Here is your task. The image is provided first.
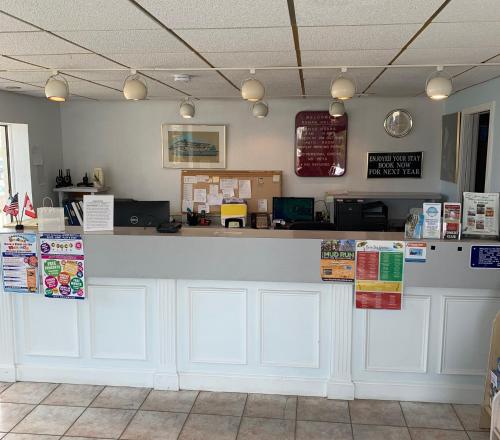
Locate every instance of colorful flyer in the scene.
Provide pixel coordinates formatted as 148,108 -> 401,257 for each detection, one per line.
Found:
355,240 -> 405,310
320,239 -> 356,282
405,242 -> 427,263
462,192 -> 499,238
443,202 -> 461,240
40,233 -> 85,300
422,202 -> 442,239
1,233 -> 38,294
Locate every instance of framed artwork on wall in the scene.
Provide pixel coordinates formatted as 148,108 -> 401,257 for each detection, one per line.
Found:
161,124 -> 226,169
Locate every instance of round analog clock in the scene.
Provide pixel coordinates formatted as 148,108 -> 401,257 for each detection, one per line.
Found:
384,109 -> 413,138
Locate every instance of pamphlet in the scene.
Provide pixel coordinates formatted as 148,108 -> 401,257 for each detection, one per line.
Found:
1,233 -> 38,294
422,203 -> 442,239
320,239 -> 356,282
40,233 -> 85,299
83,195 -> 114,231
355,240 -> 405,310
405,242 -> 427,263
443,202 -> 461,240
462,192 -> 499,238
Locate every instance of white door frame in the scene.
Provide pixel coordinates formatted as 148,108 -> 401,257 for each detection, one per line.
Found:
460,101 -> 495,192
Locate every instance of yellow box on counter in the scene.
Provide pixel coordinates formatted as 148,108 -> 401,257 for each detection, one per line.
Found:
221,203 -> 247,227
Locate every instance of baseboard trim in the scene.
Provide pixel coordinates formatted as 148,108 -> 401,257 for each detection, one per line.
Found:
154,372 -> 179,391
179,372 -> 327,396
327,380 -> 355,400
16,365 -> 155,388
0,365 -> 16,382
354,380 -> 483,404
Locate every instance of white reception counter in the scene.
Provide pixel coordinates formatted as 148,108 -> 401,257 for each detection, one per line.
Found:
1,227 -> 499,404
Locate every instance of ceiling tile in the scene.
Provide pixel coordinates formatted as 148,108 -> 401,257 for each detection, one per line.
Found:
367,66 -> 464,96
0,11 -> 38,31
146,71 -> 238,98
135,0 -> 290,29
202,51 -> 297,68
0,31 -> 88,55
0,56 -> 38,70
452,65 -> 500,92
225,70 -> 302,97
302,49 -> 398,66
0,0 -> 159,31
295,0 -> 443,26
436,0 -> 500,22
58,30 -> 189,54
411,22 -> 500,49
302,68 -> 382,96
66,80 -> 125,99
14,53 -> 120,69
0,70 -> 76,84
105,52 -> 208,69
396,47 -> 500,65
176,28 -> 294,52
0,80 -> 42,92
299,24 -> 420,51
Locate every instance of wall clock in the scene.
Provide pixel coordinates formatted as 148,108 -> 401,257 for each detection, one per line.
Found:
384,109 -> 413,138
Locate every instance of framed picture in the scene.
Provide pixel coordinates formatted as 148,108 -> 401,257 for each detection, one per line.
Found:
161,124 -> 226,169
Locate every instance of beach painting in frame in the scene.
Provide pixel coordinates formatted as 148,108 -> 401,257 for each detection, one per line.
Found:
162,124 -> 226,169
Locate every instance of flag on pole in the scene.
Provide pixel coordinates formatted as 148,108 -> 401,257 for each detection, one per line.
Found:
23,193 -> 36,219
3,193 -> 19,217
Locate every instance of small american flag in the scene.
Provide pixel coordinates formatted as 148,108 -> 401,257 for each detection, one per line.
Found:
3,193 -> 19,217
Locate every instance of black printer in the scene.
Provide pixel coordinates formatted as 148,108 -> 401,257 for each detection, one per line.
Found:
334,199 -> 388,231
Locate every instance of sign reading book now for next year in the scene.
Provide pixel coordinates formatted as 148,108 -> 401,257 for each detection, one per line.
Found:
367,152 -> 423,178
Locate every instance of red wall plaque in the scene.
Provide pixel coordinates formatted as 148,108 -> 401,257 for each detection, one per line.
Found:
295,111 -> 348,177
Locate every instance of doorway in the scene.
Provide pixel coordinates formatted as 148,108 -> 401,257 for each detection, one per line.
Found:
458,102 -> 495,195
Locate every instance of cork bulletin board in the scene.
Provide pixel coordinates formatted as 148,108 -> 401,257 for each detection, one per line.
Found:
181,170 -> 282,214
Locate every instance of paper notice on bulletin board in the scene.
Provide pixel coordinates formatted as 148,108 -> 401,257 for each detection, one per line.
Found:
40,233 -> 85,300
355,240 -> 404,310
320,239 -> 355,282
1,233 -> 39,294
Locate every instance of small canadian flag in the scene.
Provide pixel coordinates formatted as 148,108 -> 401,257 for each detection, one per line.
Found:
23,193 -> 36,219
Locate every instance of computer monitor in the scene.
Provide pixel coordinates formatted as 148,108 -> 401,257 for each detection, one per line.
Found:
272,197 -> 315,223
114,200 -> 170,227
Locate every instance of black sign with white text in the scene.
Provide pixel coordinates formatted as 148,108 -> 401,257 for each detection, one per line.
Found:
367,152 -> 422,178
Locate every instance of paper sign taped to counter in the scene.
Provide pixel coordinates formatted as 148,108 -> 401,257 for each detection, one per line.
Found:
83,195 -> 114,232
238,180 -> 252,199
193,188 -> 207,203
405,242 -> 427,263
320,239 -> 356,282
2,233 -> 39,294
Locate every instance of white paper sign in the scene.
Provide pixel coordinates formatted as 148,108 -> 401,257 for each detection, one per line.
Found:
193,188 -> 207,203
183,183 -> 193,201
196,175 -> 210,183
207,193 -> 223,206
209,184 -> 219,195
83,195 -> 114,232
422,203 -> 441,239
258,199 -> 268,213
238,180 -> 252,199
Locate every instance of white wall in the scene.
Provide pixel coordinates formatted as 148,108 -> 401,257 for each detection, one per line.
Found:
0,90 -> 63,207
60,97 -> 443,213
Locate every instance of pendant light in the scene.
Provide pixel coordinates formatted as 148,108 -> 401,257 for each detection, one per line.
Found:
331,67 -> 355,100
252,101 -> 268,118
241,69 -> 265,102
426,66 -> 452,100
329,100 -> 345,117
179,98 -> 195,119
45,71 -> 69,102
123,70 -> 147,100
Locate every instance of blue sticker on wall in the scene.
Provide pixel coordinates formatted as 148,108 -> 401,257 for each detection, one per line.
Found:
470,246 -> 500,269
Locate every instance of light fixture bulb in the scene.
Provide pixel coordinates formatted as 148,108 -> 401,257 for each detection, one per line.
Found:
241,78 -> 265,102
123,73 -> 147,100
426,69 -> 452,100
179,99 -> 195,119
329,100 -> 345,117
331,69 -> 355,100
45,73 -> 69,102
252,101 -> 268,118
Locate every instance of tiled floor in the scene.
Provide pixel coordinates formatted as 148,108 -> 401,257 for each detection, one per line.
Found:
0,382 -> 490,440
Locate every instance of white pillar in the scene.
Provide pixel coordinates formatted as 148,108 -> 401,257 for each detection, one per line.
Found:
0,293 -> 16,382
154,279 -> 179,390
327,283 -> 354,400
